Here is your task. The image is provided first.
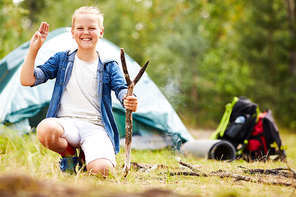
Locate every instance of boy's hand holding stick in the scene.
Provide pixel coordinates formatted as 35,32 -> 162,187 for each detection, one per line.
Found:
120,48 -> 149,177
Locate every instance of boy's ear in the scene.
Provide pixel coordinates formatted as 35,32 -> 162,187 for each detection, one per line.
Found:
99,28 -> 104,38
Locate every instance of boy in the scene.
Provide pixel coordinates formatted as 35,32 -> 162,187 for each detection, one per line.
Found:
20,6 -> 138,176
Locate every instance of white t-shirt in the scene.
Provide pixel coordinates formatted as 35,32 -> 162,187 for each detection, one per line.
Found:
57,55 -> 103,125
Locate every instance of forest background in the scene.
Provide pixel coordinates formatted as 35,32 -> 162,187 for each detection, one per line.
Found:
1,0 -> 296,130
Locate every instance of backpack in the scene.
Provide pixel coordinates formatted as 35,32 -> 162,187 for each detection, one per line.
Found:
211,97 -> 286,161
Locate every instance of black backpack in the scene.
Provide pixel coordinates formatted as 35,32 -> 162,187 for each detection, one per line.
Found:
211,97 -> 286,161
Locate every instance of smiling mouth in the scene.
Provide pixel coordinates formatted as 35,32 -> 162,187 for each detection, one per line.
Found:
81,38 -> 92,41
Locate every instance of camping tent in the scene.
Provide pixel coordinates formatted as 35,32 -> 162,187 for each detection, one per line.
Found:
0,27 -> 193,149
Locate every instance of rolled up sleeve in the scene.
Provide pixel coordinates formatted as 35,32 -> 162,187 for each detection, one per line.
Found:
108,61 -> 128,106
30,52 -> 62,87
31,67 -> 46,87
118,89 -> 128,106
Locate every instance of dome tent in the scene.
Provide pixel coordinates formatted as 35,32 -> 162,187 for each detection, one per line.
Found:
0,28 -> 193,150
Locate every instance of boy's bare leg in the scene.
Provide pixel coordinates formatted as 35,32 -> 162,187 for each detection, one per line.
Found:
87,159 -> 114,177
36,118 -> 72,155
37,118 -> 113,176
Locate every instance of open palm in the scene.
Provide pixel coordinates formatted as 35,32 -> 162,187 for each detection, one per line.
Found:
30,22 -> 49,52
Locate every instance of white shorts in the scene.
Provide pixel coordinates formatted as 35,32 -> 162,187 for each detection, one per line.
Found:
54,117 -> 116,166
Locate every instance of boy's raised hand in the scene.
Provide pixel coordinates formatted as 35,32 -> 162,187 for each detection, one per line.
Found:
30,22 -> 49,52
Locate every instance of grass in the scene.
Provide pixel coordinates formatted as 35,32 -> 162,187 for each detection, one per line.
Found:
0,125 -> 295,197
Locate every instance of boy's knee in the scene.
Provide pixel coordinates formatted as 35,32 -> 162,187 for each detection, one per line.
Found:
87,159 -> 114,177
36,118 -> 63,144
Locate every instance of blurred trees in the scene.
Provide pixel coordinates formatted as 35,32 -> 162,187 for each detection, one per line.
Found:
0,0 -> 28,57
0,0 -> 295,129
235,0 -> 296,128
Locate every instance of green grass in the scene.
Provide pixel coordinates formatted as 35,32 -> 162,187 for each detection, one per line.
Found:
0,125 -> 295,197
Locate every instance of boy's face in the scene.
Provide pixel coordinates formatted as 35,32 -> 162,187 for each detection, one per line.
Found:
71,13 -> 103,50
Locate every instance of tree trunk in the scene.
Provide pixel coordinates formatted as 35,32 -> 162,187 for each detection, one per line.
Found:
285,0 -> 296,92
285,0 -> 296,81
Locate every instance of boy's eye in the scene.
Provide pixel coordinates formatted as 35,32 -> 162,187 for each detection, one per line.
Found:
89,28 -> 96,31
76,27 -> 84,31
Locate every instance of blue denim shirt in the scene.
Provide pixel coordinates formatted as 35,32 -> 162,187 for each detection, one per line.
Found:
33,50 -> 128,154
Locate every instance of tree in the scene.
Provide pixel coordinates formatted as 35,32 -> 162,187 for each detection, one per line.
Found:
0,0 -> 28,57
236,0 -> 296,128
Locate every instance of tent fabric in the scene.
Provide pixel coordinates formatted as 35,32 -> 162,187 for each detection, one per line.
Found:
0,27 -> 193,149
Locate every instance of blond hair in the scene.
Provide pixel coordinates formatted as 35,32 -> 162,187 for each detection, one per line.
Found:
72,6 -> 104,29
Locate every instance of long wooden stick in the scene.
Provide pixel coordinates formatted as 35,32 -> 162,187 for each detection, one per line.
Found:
120,48 -> 149,177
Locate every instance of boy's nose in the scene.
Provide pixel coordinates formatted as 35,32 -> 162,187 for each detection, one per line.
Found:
82,29 -> 90,34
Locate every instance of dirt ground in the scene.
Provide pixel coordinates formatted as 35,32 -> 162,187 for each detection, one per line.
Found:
0,174 -> 189,197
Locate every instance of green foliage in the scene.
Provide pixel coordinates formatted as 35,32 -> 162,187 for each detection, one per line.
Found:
0,0 -> 29,57
235,0 -> 296,128
20,0 -> 47,23
0,0 -> 295,129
